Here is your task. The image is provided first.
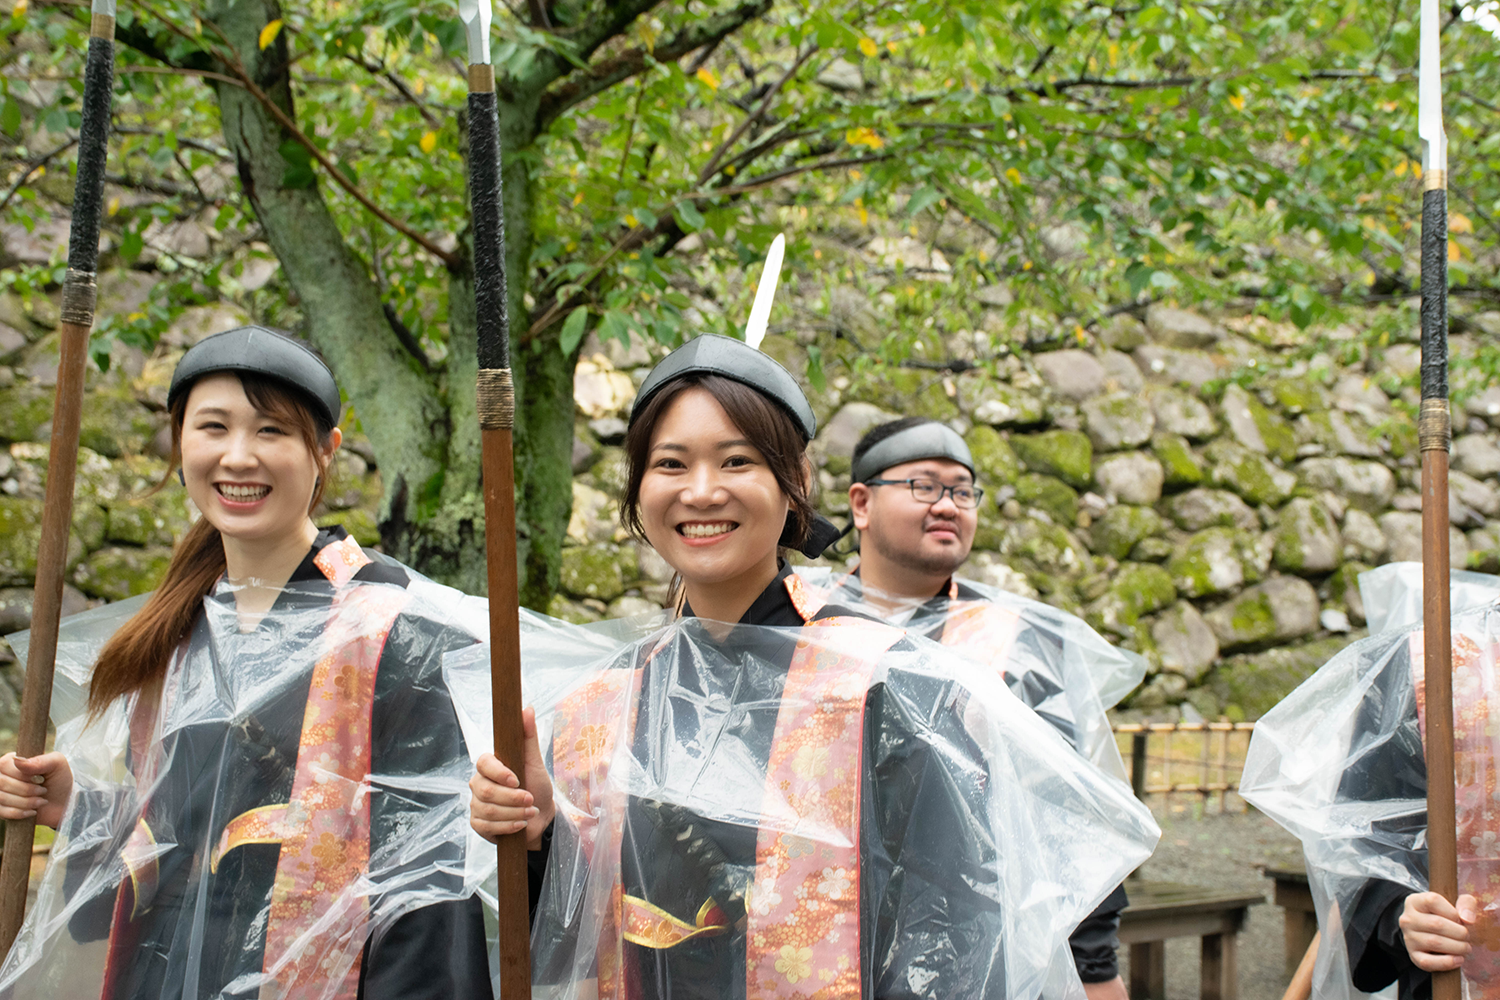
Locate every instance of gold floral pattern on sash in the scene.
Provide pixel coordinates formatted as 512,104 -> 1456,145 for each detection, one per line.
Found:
621,895 -> 730,949
1410,629 -> 1500,987
744,616 -> 900,1000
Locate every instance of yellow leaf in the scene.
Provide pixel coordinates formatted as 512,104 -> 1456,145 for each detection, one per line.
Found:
106,196 -> 120,216
412,78 -> 425,96
858,37 -> 878,58
695,67 -> 720,91
917,23 -> 927,35
1005,167 -> 1022,185
418,131 -> 437,155
1393,160 -> 1407,176
886,41 -> 898,54
12,0 -> 27,16
573,191 -> 585,206
1227,93 -> 1245,111
258,19 -> 283,51
845,127 -> 884,150
1449,239 -> 1463,262
1107,42 -> 1119,67
1451,212 -> 1474,234
625,213 -> 638,227
1022,260 -> 1033,271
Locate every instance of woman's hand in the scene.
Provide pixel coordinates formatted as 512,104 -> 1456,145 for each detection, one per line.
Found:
1401,891 -> 1480,972
469,707 -> 555,850
0,752 -> 73,829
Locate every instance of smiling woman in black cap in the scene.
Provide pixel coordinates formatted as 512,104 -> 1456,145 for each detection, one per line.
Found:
0,327 -> 492,1000
467,327 -> 1158,999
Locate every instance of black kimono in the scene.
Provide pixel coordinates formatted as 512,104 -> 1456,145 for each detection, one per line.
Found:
0,529 -> 490,1000
516,562 -> 1156,1000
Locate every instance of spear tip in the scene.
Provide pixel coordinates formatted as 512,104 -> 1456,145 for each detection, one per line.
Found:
1419,0 -> 1448,178
458,0 -> 493,68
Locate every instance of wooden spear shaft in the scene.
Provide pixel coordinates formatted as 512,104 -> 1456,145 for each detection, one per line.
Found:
0,4 -> 115,955
1417,0 -> 1457,995
465,53 -> 532,998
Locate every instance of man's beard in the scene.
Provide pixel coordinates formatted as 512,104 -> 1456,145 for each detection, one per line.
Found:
864,521 -> 969,579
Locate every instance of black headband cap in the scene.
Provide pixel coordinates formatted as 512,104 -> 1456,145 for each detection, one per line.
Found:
628,334 -> 816,441
167,326 -> 342,429
852,422 -> 975,484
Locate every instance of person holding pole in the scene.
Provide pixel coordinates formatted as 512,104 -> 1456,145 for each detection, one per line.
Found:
468,244 -> 1160,999
0,327 -> 493,1000
1241,3 -> 1470,995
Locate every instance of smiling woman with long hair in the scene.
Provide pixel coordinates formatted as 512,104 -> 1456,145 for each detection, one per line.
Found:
0,327 -> 491,1000
468,333 -> 1158,1000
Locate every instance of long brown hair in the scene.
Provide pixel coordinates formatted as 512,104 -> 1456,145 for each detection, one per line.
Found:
620,373 -> 816,549
87,374 -> 336,716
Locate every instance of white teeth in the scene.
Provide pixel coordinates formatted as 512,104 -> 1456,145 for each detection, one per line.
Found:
680,522 -> 734,538
217,484 -> 270,501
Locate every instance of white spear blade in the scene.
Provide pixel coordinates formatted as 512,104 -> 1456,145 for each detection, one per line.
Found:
743,234 -> 785,351
458,0 -> 492,67
1419,0 -> 1447,177
92,0 -> 116,16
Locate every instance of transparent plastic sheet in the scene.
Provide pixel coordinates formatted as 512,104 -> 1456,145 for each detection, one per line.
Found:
1359,561 -> 1500,635
1240,601 -> 1500,1000
0,565 -> 491,1000
447,613 -> 1160,1000
793,568 -> 1143,781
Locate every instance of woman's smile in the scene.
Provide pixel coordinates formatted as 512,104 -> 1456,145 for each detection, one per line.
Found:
677,520 -> 738,542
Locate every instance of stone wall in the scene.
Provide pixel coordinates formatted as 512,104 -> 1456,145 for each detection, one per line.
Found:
3,267 -> 1499,737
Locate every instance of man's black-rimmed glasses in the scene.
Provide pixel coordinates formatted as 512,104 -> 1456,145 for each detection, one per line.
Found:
865,478 -> 985,509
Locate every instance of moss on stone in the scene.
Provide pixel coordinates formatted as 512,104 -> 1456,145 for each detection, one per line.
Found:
545,594 -> 604,625
1228,592 -> 1276,641
80,384 -> 159,458
965,425 -> 1021,486
561,543 -> 637,601
1011,429 -> 1093,488
1150,433 -> 1205,489
1267,377 -> 1327,416
106,491 -> 193,547
317,508 -> 382,547
846,369 -> 960,422
1015,473 -> 1079,523
0,496 -> 92,585
1245,392 -> 1298,463
1206,440 -> 1295,507
71,545 -> 173,601
1210,636 -> 1357,719
1001,518 -> 1091,578
1166,527 -> 1244,598
0,382 -> 53,444
1089,504 -> 1165,560
1088,562 -> 1177,634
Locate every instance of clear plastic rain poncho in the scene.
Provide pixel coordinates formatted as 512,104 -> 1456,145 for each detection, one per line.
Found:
0,533 -> 495,1000
1358,561 -> 1500,635
793,568 -> 1144,781
1241,566 -> 1500,1000
446,579 -> 1160,1000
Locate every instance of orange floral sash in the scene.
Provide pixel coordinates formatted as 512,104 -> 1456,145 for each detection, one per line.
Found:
1409,630 -> 1500,982
102,536 -> 409,1000
550,612 -> 901,1000
938,600 -> 1021,678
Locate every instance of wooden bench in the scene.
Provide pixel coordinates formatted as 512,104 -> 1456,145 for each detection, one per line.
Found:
1266,866 -> 1318,977
1119,880 -> 1265,1000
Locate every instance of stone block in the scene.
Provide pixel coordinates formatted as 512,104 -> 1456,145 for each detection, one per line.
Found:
814,402 -> 901,475
1453,434 -> 1500,479
1341,508 -> 1387,563
1220,384 -> 1297,462
1081,393 -> 1155,451
1204,576 -> 1321,650
1164,488 -> 1259,532
1099,350 -> 1145,393
1015,473 -> 1078,524
965,425 -> 1021,486
1152,601 -> 1219,682
1034,349 -> 1107,401
1087,562 -> 1177,636
1210,636 -> 1356,718
1206,440 -> 1297,507
1296,457 -> 1397,513
1093,452 -> 1164,505
1149,387 -> 1217,440
1168,527 -> 1251,598
1089,505 -> 1166,560
560,543 -> 637,602
71,545 -> 174,602
1150,433 -> 1206,489
1272,497 -> 1342,576
1145,305 -> 1223,348
1010,430 -> 1093,488
1380,512 -> 1468,567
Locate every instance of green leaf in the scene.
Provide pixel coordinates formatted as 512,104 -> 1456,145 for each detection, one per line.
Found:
905,185 -> 943,217
0,98 -> 18,136
559,305 -> 589,355
675,200 -> 706,232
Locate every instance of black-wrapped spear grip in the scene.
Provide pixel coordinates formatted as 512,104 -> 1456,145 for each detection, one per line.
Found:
0,5 -> 114,955
1420,162 -> 1460,1000
466,60 -> 532,996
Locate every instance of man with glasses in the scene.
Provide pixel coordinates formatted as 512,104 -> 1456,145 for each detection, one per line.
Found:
824,417 -> 1134,1000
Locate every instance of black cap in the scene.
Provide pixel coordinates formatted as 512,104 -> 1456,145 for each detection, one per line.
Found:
168,326 -> 342,429
851,422 -> 975,484
628,334 -> 816,441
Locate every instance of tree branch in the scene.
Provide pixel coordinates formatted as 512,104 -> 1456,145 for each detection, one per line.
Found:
696,43 -> 816,183
0,138 -> 77,214
137,4 -> 459,269
535,0 -> 773,129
